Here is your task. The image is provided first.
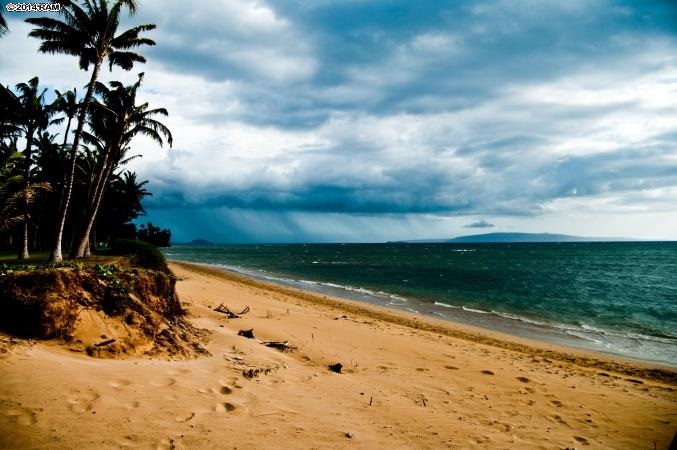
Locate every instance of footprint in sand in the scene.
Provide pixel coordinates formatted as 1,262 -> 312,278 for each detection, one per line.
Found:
4,405 -> 40,426
214,402 -> 246,415
67,391 -> 101,414
124,401 -> 140,410
550,400 -> 563,407
157,437 -> 178,450
516,376 -> 530,383
573,435 -> 590,445
219,378 -> 241,388
220,386 -> 233,395
108,379 -> 132,390
115,435 -> 138,448
550,414 -> 569,426
175,411 -> 195,422
444,365 -> 459,370
480,370 -> 494,375
150,377 -> 177,387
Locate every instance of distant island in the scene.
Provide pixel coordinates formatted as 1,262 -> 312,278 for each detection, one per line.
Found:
392,232 -> 634,244
187,239 -> 213,245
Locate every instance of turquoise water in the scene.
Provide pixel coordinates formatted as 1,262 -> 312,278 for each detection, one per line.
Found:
164,242 -> 677,366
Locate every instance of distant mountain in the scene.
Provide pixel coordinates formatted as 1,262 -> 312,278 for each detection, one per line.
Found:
393,232 -> 633,244
188,239 -> 212,245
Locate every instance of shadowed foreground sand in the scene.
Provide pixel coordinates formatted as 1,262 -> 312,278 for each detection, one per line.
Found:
1,261 -> 675,449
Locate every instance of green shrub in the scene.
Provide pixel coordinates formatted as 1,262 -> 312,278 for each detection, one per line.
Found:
110,239 -> 169,273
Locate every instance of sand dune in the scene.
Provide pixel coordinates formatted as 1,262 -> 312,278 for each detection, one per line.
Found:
1,261 -> 675,449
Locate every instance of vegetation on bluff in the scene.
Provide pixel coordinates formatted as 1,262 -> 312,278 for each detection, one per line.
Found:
0,254 -> 209,359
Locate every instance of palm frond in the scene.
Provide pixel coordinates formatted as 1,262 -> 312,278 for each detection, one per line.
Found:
110,24 -> 156,47
107,51 -> 146,70
0,9 -> 8,37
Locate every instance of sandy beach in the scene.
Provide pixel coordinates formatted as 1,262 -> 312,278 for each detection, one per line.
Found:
1,261 -> 675,449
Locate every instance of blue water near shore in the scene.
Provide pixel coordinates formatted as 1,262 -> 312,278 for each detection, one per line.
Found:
163,242 -> 677,366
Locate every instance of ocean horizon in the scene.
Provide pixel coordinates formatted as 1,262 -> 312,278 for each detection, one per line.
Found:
163,242 -> 677,367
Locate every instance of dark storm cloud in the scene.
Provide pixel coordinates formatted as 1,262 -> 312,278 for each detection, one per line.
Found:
8,0 -> 676,240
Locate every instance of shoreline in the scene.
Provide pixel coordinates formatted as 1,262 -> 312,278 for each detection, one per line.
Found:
1,260 -> 675,449
162,242 -> 677,369
170,260 -> 677,382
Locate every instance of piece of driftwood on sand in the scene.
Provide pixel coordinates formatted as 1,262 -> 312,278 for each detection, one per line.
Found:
262,341 -> 297,352
214,304 -> 250,318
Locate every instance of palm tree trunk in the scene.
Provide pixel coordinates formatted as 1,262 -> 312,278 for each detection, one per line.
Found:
18,125 -> 34,260
72,140 -> 115,258
73,155 -> 116,258
61,116 -> 72,149
19,223 -> 29,259
87,142 -> 113,216
49,59 -> 102,263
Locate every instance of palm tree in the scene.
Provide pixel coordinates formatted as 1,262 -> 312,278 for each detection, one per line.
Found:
1,85 -> 22,140
54,88 -> 79,150
115,170 -> 151,217
10,77 -> 59,259
0,151 -> 25,231
0,9 -> 8,38
0,148 -> 51,234
91,169 -> 149,245
26,0 -> 156,262
30,131 -> 61,250
72,73 -> 171,257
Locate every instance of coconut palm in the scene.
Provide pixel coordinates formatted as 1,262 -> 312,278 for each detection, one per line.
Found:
72,73 -> 171,257
90,169 -> 149,246
26,0 -> 156,262
0,85 -> 22,140
54,88 -> 80,150
0,148 -> 51,234
0,151 -> 24,231
28,131 -> 61,250
9,77 -> 59,259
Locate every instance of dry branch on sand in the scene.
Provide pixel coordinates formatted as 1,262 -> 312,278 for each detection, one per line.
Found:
214,304 -> 250,318
262,341 -> 297,352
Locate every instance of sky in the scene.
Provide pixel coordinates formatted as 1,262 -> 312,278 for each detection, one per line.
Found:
2,0 -> 677,243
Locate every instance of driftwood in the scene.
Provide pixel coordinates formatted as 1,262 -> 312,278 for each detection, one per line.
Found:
223,354 -> 246,365
214,304 -> 250,318
328,363 -> 343,374
242,366 -> 279,379
262,341 -> 297,352
95,338 -> 116,347
238,329 -> 255,339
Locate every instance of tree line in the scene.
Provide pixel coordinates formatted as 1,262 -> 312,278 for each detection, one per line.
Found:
1,0 -> 172,259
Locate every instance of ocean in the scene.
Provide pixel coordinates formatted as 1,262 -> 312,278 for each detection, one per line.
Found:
163,242 -> 677,366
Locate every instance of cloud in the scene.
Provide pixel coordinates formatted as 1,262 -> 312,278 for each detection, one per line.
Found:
3,0 -> 677,241
464,219 -> 495,228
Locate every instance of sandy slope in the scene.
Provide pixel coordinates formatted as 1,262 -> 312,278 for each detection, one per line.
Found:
0,261 -> 675,449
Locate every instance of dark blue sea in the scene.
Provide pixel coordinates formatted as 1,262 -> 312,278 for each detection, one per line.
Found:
163,242 -> 677,366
